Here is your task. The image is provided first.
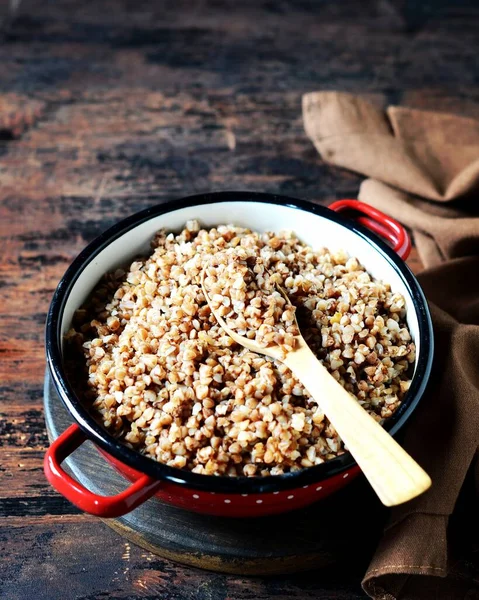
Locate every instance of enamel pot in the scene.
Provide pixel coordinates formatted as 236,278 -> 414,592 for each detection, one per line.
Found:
44,192 -> 433,518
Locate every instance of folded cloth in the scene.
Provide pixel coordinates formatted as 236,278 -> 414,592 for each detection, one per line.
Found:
303,91 -> 479,268
303,92 -> 479,599
358,179 -> 479,268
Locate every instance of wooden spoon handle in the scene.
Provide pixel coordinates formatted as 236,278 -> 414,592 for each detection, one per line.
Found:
284,341 -> 431,507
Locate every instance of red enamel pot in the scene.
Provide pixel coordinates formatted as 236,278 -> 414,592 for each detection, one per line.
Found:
44,192 -> 433,518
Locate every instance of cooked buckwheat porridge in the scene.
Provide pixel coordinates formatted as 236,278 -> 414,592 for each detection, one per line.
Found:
204,249 -> 300,356
66,221 -> 415,477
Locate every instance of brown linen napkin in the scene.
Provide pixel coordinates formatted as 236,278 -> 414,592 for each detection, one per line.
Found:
303,91 -> 479,268
358,179 -> 479,269
303,92 -> 479,599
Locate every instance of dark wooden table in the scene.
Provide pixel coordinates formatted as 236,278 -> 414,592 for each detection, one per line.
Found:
1,1 -> 479,598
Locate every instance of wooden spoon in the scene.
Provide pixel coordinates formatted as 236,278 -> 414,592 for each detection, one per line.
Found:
201,269 -> 431,507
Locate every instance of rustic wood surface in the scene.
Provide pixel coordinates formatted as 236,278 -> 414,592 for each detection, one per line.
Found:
1,1 -> 479,598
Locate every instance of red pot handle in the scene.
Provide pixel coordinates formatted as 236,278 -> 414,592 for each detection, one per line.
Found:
329,199 -> 411,260
44,424 -> 162,517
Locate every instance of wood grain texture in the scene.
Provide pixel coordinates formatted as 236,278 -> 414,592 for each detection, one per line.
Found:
1,0 -> 478,598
